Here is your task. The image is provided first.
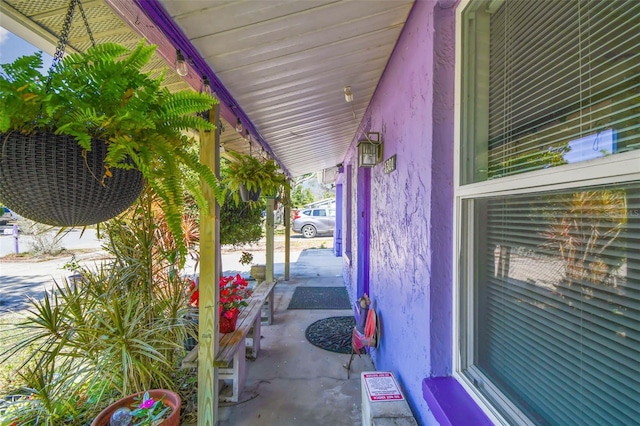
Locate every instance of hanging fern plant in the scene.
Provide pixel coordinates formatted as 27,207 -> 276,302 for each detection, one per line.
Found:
0,41 -> 223,249
222,150 -> 290,205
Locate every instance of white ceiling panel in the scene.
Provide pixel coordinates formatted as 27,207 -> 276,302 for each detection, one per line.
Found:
159,0 -> 415,177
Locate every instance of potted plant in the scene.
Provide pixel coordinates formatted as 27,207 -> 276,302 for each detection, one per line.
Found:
222,150 -> 289,204
91,389 -> 181,426
239,250 -> 266,283
0,188 -> 196,423
0,41 -> 222,247
219,274 -> 252,333
182,273 -> 253,333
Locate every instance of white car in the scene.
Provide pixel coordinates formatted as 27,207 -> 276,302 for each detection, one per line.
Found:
292,208 -> 336,238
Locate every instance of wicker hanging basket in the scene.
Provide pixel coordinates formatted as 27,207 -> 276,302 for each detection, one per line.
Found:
239,183 -> 261,202
0,131 -> 144,226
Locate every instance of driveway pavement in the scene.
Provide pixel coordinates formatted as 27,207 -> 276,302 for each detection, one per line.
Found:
0,233 -> 335,314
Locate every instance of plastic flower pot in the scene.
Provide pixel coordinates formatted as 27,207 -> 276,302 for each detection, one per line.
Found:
219,309 -> 239,333
239,183 -> 261,202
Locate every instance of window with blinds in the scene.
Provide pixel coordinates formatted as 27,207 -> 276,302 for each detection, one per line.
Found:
473,183 -> 640,425
463,0 -> 640,184
457,0 -> 640,424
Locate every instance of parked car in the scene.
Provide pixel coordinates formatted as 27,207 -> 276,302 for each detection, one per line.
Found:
0,207 -> 17,226
292,208 -> 335,238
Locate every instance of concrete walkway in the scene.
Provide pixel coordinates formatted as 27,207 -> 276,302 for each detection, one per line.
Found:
0,245 -> 376,424
218,249 -> 375,425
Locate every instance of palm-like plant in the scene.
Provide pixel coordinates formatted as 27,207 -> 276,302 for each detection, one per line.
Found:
0,188 -> 195,424
540,189 -> 627,283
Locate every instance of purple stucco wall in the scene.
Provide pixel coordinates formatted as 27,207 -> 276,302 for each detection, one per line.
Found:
342,1 -> 456,424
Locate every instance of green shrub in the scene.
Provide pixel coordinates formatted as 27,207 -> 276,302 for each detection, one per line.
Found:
0,188 -> 193,424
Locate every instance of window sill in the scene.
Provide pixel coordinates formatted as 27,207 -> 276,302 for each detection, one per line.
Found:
422,377 -> 493,426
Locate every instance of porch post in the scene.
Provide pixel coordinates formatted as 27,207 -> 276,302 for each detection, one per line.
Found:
266,197 -> 275,282
198,104 -> 221,426
284,184 -> 291,281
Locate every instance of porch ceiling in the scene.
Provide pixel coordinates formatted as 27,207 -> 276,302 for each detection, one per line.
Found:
156,0 -> 414,177
0,0 -> 415,178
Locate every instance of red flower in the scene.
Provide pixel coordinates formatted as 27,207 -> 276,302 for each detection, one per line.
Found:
187,274 -> 251,314
187,278 -> 199,308
219,274 -> 251,314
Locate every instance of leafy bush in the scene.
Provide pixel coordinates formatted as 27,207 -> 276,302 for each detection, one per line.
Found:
0,188 -> 194,424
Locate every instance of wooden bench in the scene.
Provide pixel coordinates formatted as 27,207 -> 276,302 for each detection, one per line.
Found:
181,280 -> 277,402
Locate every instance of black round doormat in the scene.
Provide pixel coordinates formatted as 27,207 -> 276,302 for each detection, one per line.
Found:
305,316 -> 355,354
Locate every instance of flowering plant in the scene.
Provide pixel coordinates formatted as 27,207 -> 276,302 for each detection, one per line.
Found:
130,391 -> 170,426
185,274 -> 252,317
219,274 -> 252,318
186,277 -> 199,308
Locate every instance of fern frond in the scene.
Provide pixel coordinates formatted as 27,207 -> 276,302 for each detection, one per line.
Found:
148,174 -> 186,258
161,91 -> 217,118
175,149 -> 224,205
0,53 -> 44,82
120,41 -> 156,70
158,115 -> 215,134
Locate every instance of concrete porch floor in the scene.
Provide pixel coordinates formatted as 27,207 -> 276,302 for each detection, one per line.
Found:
217,249 -> 375,425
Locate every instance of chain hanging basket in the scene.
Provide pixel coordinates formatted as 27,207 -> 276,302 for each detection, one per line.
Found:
0,132 -> 144,226
0,0 -> 145,226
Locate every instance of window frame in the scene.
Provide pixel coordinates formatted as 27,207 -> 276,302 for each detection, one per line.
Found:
452,0 -> 640,423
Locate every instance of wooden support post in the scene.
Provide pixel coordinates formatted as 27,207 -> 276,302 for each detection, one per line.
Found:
198,104 -> 221,426
266,197 -> 275,282
284,184 -> 291,281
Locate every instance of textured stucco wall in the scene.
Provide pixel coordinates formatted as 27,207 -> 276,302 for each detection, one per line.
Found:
341,1 -> 456,424
342,163 -> 357,303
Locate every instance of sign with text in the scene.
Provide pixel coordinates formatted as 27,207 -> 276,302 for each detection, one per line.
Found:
383,155 -> 396,174
363,372 -> 405,401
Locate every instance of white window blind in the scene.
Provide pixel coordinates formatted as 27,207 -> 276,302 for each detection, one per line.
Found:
458,0 -> 640,423
474,183 -> 640,425
476,182 -> 640,425
482,0 -> 640,181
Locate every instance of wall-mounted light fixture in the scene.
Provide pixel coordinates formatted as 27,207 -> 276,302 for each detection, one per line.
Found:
245,129 -> 251,143
235,118 -> 243,133
344,86 -> 353,103
175,49 -> 188,76
357,132 -> 383,167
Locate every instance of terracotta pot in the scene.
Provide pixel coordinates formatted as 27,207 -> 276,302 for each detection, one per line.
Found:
91,389 -> 181,426
220,309 -> 239,333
